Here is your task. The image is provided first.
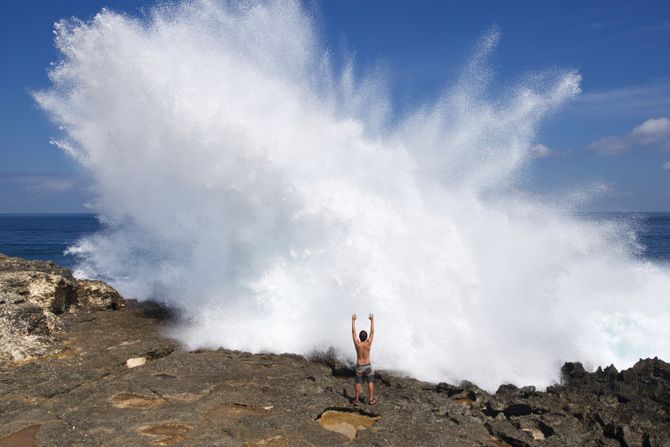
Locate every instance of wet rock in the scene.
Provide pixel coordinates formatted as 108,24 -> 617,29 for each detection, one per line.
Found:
316,408 -> 380,440
244,435 -> 289,446
205,402 -> 271,422
0,424 -> 41,447
110,392 -> 166,409
137,422 -> 190,446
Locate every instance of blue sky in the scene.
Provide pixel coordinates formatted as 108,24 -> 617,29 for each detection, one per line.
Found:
1,0 -> 669,212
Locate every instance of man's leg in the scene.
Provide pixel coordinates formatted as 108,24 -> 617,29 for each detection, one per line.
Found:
368,381 -> 374,403
354,382 -> 361,404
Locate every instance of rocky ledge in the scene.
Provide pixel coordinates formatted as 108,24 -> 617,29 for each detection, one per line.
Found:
0,254 -> 668,446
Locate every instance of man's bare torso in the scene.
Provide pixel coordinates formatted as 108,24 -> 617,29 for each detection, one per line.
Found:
352,313 -> 374,365
355,340 -> 371,365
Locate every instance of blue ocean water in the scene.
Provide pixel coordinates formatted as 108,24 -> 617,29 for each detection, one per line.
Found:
584,212 -> 670,264
0,214 -> 101,269
0,213 -> 669,270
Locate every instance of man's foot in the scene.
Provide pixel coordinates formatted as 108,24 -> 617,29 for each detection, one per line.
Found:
368,398 -> 377,405
352,400 -> 360,407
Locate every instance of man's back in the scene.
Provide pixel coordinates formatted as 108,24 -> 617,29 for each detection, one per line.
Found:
351,313 -> 374,364
355,339 -> 372,365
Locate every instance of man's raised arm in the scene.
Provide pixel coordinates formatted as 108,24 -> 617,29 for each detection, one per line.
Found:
352,314 -> 359,343
368,313 -> 374,344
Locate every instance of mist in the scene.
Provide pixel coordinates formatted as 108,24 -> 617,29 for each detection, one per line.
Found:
35,0 -> 670,391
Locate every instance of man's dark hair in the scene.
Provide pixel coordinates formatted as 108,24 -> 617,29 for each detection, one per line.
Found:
359,330 -> 368,342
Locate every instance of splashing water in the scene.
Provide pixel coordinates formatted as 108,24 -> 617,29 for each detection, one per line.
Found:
35,0 -> 670,391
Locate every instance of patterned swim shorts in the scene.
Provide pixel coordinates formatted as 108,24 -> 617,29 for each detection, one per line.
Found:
354,363 -> 374,384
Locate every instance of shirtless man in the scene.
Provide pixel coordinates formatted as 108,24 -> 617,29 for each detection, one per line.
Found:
351,313 -> 376,406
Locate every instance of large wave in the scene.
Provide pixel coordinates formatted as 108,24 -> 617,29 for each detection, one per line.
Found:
35,0 -> 670,391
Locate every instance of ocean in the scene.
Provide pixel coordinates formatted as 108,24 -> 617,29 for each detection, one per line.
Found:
1,212 -> 669,270
0,214 -> 101,269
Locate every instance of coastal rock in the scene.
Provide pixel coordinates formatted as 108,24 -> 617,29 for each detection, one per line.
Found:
0,301 -> 54,363
75,279 -> 124,310
0,269 -> 76,314
0,253 -> 125,364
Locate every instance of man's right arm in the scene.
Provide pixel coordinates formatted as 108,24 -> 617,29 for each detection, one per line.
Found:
368,313 -> 375,345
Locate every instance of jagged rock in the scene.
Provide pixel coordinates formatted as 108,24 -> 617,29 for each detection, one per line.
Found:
0,270 -> 76,314
619,357 -> 670,405
485,415 -> 532,447
503,403 -> 535,417
436,382 -> 464,396
561,361 -> 588,385
75,279 -> 124,310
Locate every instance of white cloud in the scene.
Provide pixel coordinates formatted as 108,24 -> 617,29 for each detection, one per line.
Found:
0,173 -> 76,195
630,117 -> 670,144
530,143 -> 553,159
573,78 -> 670,117
28,176 -> 75,194
590,136 -> 632,155
662,161 -> 670,171
583,17 -> 670,34
583,17 -> 630,31
590,116 -> 670,155
635,19 -> 670,34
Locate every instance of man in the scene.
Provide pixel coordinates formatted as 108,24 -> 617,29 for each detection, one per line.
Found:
351,313 -> 376,406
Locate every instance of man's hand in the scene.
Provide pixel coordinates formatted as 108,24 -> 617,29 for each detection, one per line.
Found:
352,313 -> 357,321
368,313 -> 374,321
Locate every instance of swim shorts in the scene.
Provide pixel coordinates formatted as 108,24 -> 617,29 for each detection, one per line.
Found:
354,363 -> 374,384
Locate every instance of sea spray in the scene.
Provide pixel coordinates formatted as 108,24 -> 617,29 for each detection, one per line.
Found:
35,0 -> 670,391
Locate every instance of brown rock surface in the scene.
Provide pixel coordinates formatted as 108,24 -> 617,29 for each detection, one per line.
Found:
1,253 -> 669,446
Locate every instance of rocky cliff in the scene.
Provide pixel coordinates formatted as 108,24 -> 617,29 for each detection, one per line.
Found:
0,253 -> 668,446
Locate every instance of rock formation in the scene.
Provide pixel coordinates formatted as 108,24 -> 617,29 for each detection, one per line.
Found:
0,253 -> 124,364
0,253 -> 668,446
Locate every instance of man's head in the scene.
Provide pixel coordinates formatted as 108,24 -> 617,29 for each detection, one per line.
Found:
359,330 -> 368,342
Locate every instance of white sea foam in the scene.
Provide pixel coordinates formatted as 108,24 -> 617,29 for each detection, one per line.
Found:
36,0 -> 670,391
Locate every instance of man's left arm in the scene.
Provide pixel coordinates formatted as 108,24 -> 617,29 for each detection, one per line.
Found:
352,314 -> 359,344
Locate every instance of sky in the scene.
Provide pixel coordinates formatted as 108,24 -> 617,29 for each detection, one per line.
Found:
0,0 -> 669,212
